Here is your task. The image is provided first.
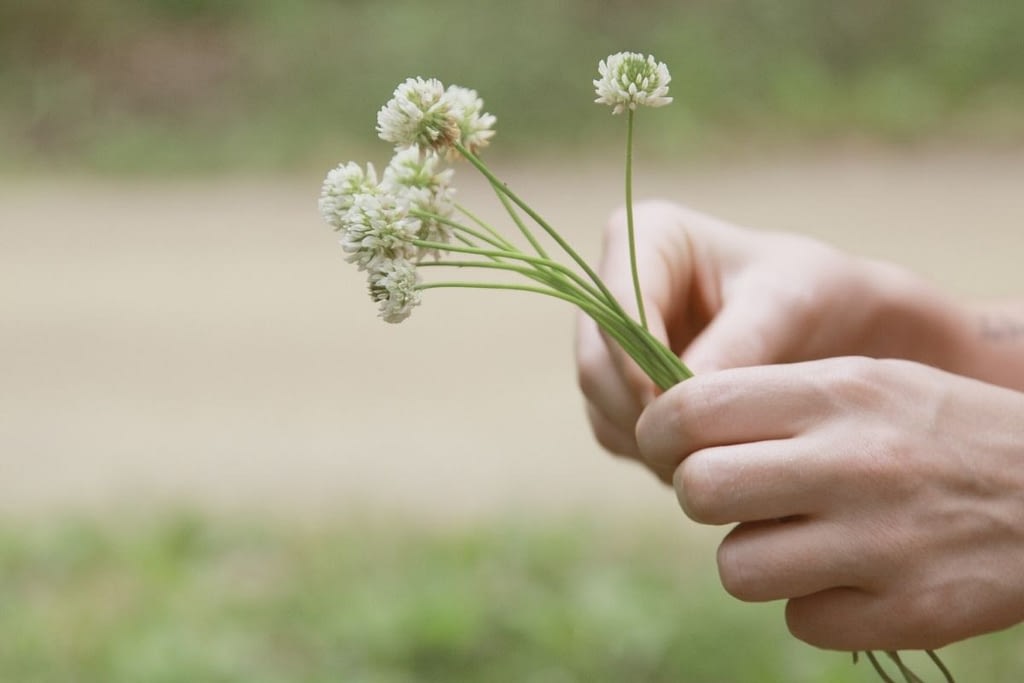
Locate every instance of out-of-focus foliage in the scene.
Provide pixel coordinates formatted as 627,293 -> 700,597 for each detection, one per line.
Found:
3,516 -> 1023,682
2,0 -> 1023,172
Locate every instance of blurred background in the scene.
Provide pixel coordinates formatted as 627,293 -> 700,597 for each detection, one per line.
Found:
2,1 -> 1023,680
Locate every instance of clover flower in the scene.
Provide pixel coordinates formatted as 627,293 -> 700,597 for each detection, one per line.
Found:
368,258 -> 421,323
318,162 -> 378,230
594,52 -> 672,114
445,85 -> 496,157
339,193 -> 419,271
377,77 -> 461,154
383,147 -> 456,255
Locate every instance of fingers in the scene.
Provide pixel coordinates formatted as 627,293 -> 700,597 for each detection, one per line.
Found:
785,589 -> 892,651
576,311 -> 646,458
585,403 -> 641,459
717,520 -> 871,603
681,279 -> 801,372
576,200 -> 701,460
672,435 -> 840,524
636,364 -> 832,476
785,588 -> 943,651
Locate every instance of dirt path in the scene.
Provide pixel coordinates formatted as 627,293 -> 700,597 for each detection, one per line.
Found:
3,149 -> 1022,524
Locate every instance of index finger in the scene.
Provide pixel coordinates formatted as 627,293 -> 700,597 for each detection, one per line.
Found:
636,362 -> 837,478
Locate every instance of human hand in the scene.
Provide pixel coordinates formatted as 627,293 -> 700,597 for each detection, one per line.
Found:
576,200 -> 960,467
636,356 -> 1024,651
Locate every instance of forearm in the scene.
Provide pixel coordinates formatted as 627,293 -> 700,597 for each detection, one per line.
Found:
867,261 -> 1024,391
955,299 -> 1024,391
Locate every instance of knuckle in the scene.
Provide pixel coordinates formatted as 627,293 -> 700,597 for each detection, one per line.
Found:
822,356 -> 888,410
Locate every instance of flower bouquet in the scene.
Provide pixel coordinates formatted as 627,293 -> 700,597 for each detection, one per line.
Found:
318,52 -> 954,683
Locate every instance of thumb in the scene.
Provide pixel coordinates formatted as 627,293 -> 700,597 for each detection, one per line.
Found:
682,294 -> 793,373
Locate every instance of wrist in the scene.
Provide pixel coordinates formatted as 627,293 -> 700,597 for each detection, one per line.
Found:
861,259 -> 969,373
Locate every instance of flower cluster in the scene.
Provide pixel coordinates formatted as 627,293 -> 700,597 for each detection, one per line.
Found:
321,78 -> 494,323
319,62 -> 691,389
376,77 -> 496,157
594,52 -> 673,114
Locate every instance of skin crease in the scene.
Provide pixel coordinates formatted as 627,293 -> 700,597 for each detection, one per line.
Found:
576,200 -> 1024,652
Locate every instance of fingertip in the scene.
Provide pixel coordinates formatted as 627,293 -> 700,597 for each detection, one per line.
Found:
634,383 -> 687,479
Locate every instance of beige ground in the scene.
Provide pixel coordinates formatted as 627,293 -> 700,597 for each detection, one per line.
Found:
3,149 -> 1022,526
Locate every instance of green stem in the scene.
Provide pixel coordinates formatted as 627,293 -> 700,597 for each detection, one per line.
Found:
453,203 -> 517,251
417,258 -> 647,367
419,259 -> 595,303
625,107 -> 648,330
419,259 -> 643,356
492,188 -> 550,259
411,239 -> 610,308
885,652 -> 924,683
418,279 -> 683,388
416,212 -> 510,252
413,244 -> 692,386
926,650 -> 955,683
417,149 -> 696,387
453,142 -> 628,320
865,652 -> 898,683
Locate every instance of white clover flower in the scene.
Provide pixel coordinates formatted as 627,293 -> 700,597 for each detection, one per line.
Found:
594,52 -> 673,115
368,258 -> 421,323
445,85 -> 496,157
340,193 -> 419,271
318,161 -> 378,230
377,77 -> 461,154
382,147 -> 456,255
382,146 -> 454,191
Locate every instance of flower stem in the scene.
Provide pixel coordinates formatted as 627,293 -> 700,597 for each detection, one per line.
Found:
865,652 -> 898,683
453,142 -> 629,320
492,188 -> 550,259
857,649 -> 956,683
453,203 -> 517,251
885,651 -> 925,682
417,277 -> 686,389
625,108 -> 648,331
926,650 -> 955,683
412,239 -> 609,309
417,212 -> 510,251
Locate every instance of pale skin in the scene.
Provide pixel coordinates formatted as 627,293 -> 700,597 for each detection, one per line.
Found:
576,200 -> 1024,652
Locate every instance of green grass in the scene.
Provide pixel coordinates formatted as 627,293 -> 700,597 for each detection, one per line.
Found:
1,0 -> 1023,173
2,515 -> 1022,682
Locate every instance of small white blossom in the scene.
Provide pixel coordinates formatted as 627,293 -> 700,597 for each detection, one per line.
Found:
382,147 -> 456,255
368,258 -> 421,323
383,146 -> 454,191
377,77 -> 461,154
445,85 -> 496,157
594,52 -> 672,115
319,162 -> 378,230
340,193 -> 418,271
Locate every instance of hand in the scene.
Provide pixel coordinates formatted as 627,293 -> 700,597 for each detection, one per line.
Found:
637,356 -> 1024,651
576,200 -> 961,468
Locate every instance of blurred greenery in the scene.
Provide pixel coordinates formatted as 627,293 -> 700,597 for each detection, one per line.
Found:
1,515 -> 1022,682
2,0 -> 1023,173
